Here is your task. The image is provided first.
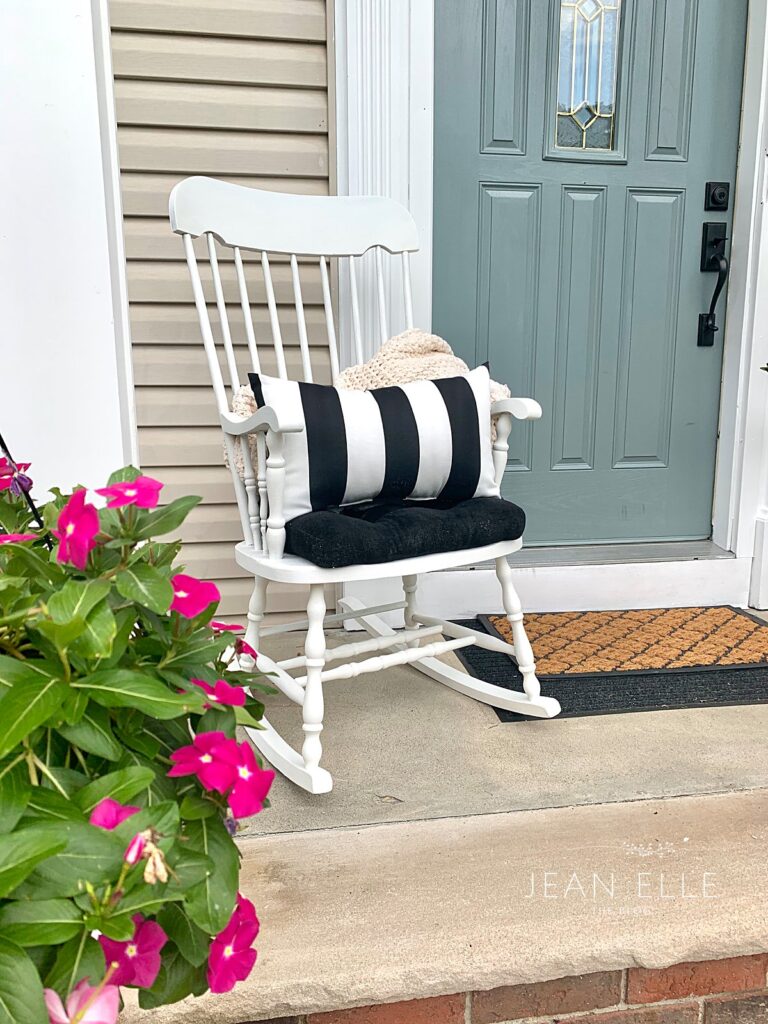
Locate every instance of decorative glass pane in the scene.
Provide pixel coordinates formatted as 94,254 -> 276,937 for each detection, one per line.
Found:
555,0 -> 622,151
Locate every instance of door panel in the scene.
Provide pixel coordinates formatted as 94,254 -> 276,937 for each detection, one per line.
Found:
433,0 -> 748,544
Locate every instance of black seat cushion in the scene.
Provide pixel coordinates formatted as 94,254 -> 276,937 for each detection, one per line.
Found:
284,496 -> 526,568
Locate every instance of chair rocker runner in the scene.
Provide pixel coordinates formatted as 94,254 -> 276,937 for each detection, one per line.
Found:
170,176 -> 561,795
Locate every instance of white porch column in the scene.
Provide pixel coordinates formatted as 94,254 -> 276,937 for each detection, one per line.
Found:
0,0 -> 135,498
334,0 -> 434,366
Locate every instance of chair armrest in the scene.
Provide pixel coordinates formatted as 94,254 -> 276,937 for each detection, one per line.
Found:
490,397 -> 541,489
220,407 -> 304,436
220,408 -> 303,561
491,397 -> 542,421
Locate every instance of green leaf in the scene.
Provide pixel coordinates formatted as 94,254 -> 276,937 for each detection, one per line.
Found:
0,937 -> 47,1024
135,495 -> 201,540
30,617 -> 86,655
0,656 -> 60,694
23,788 -> 86,823
183,817 -> 239,934
5,545 -> 64,585
0,759 -> 31,833
106,465 -> 141,485
116,564 -> 173,614
166,848 -> 214,890
70,599 -> 117,659
74,669 -> 203,720
48,579 -> 111,624
0,675 -> 68,758
59,704 -> 123,761
45,931 -> 105,1000
112,800 -> 179,847
73,766 -> 155,815
234,704 -> 265,729
158,904 -> 210,967
60,687 -> 89,726
13,822 -> 124,899
99,606 -> 137,669
138,944 -> 208,1009
179,793 -> 217,821
198,705 -> 236,738
0,825 -> 67,898
110,883 -> 184,924
0,899 -> 83,947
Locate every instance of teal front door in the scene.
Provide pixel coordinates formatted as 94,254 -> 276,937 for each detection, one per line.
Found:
433,0 -> 748,544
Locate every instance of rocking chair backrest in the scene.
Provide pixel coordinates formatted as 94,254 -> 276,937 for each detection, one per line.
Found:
169,176 -> 420,550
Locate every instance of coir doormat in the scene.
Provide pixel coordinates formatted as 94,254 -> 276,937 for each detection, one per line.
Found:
455,606 -> 768,723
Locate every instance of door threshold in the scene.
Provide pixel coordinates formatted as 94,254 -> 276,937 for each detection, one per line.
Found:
478,539 -> 734,570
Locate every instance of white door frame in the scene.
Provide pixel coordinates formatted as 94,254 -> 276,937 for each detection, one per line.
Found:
334,0 -> 768,611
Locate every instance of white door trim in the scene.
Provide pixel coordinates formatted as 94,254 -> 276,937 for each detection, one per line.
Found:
335,0 -> 768,609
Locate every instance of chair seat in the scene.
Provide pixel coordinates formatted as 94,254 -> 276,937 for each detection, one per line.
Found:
284,496 -> 526,569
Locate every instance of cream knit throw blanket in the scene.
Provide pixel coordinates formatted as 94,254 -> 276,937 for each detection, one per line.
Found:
227,328 -> 510,479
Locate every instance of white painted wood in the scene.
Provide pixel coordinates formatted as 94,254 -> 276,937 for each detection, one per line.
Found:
348,257 -> 364,364
402,252 -> 414,329
334,0 -> 429,362
290,253 -> 313,380
277,625 -> 444,670
261,250 -> 287,378
306,634 -> 475,685
206,233 -> 239,391
319,255 -> 340,380
233,246 -> 261,372
1,0 -> 135,493
339,597 -> 560,719
170,176 -> 418,257
234,538 -> 524,585
301,584 -> 327,777
374,247 -> 388,345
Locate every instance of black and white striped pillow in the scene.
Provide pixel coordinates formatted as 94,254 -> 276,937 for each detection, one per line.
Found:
248,367 -> 499,522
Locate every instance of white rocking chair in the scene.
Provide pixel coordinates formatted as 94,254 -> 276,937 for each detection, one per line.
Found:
170,176 -> 561,794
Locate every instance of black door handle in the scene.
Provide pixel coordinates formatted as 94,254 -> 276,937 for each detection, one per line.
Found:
698,254 -> 729,347
698,222 -> 730,347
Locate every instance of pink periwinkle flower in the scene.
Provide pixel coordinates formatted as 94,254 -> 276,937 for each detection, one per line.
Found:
96,476 -> 163,509
124,832 -> 147,866
210,620 -> 242,633
235,638 -> 258,661
0,459 -> 32,495
170,573 -> 221,618
44,979 -> 119,1024
225,742 -> 274,819
0,533 -> 37,545
98,914 -> 167,989
167,731 -> 238,793
190,678 -> 247,708
89,798 -> 139,830
207,893 -> 260,994
53,489 -> 100,570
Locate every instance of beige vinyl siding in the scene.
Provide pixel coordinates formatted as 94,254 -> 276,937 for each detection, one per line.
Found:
109,0 -> 332,620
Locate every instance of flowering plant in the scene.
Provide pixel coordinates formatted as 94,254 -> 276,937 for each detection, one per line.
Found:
0,454 -> 274,1022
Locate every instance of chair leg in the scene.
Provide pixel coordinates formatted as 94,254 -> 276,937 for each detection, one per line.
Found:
402,574 -> 418,629
495,555 -> 540,700
244,575 -> 268,667
301,583 -> 327,775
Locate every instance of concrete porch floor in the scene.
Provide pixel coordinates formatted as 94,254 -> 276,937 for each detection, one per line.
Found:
129,625 -> 768,1022
242,629 -> 768,837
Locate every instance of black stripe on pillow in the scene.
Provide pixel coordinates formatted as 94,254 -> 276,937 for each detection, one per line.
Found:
433,375 -> 481,502
249,372 -> 265,408
370,386 -> 420,499
298,380 -> 348,509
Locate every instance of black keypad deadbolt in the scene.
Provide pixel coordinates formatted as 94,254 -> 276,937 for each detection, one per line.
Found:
705,181 -> 730,211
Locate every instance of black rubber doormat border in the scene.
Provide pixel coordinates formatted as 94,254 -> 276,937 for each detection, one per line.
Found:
454,616 -> 768,723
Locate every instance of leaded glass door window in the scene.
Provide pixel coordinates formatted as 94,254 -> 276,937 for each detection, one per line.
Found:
544,0 -> 631,162
556,0 -> 622,150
